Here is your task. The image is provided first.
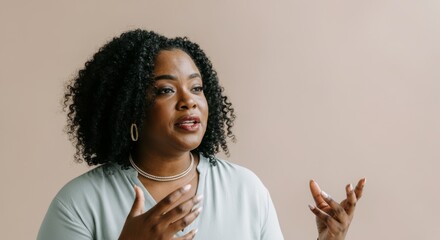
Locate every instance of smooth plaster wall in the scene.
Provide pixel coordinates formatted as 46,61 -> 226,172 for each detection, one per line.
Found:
1,0 -> 439,239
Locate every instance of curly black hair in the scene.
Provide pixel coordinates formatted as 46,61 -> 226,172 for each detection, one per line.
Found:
63,29 -> 235,168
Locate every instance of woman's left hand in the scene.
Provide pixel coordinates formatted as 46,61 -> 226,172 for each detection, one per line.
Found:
308,178 -> 366,240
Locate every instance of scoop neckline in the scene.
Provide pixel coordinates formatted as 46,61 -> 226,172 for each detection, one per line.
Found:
126,152 -> 209,236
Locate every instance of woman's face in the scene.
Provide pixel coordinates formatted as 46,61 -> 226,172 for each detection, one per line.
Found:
140,49 -> 209,154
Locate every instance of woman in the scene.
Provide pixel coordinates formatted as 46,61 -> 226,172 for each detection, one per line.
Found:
38,29 -> 365,240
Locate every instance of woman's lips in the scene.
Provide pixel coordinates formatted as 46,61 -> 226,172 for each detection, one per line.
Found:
175,116 -> 201,131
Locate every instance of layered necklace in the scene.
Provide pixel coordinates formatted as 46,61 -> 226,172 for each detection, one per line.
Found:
129,153 -> 194,182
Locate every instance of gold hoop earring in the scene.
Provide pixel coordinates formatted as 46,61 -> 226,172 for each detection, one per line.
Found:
130,123 -> 138,142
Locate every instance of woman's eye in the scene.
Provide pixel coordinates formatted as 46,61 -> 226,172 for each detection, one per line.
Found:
192,86 -> 204,93
156,87 -> 175,95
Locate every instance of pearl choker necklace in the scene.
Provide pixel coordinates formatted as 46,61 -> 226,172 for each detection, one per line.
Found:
129,153 -> 194,182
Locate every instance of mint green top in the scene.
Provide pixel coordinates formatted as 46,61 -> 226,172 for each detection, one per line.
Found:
37,154 -> 284,239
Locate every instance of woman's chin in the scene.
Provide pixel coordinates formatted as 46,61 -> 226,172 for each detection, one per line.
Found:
173,138 -> 203,152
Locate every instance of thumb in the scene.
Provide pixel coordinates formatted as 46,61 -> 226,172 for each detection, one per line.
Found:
128,185 -> 145,218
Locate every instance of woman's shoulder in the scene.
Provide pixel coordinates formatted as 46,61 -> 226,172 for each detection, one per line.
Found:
213,157 -> 260,177
201,155 -> 268,193
40,164 -> 135,239
54,163 -> 132,204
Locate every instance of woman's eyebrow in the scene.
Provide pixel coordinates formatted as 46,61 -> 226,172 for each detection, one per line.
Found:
154,73 -> 201,81
188,73 -> 201,79
154,74 -> 176,81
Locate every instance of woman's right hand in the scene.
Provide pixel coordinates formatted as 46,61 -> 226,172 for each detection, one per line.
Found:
119,184 -> 203,240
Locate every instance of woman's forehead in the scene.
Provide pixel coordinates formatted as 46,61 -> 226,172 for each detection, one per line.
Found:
154,49 -> 200,76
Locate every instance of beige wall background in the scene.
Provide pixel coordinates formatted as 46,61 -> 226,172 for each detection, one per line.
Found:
1,0 -> 439,239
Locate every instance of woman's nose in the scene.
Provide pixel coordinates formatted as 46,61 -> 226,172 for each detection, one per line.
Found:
176,91 -> 197,110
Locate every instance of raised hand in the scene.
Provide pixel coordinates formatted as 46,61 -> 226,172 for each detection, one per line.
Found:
119,184 -> 203,240
308,178 -> 366,240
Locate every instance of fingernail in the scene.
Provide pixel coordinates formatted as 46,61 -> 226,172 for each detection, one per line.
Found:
196,207 -> 203,214
308,204 -> 316,210
195,194 -> 204,202
363,178 -> 367,184
321,191 -> 330,199
348,184 -> 353,191
193,203 -> 201,210
183,184 -> 191,192
194,228 -> 199,234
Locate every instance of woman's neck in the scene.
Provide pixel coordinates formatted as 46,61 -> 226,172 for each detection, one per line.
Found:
133,147 -> 193,177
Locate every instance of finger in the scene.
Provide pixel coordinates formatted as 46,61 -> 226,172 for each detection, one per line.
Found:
321,191 -> 348,223
354,178 -> 366,199
345,183 -> 357,215
128,185 -> 145,218
308,204 -> 342,236
173,229 -> 198,240
150,184 -> 192,216
309,180 -> 330,210
169,206 -> 203,233
161,194 -> 204,224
